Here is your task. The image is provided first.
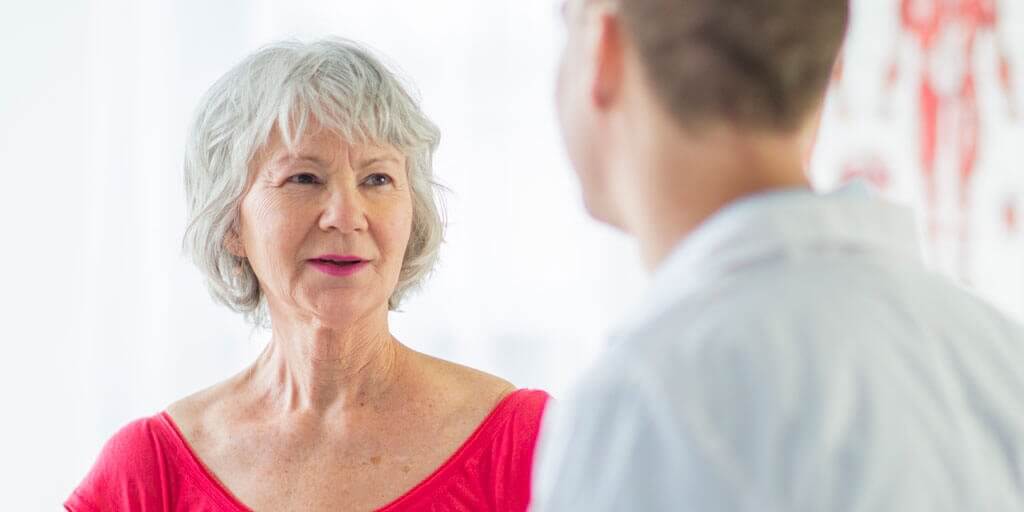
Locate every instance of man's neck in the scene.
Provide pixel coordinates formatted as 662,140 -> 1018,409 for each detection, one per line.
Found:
619,121 -> 811,271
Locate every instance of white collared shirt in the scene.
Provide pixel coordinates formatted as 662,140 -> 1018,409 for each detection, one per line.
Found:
532,185 -> 1024,511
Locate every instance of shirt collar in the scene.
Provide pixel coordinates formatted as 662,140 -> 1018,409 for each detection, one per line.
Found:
613,182 -> 923,338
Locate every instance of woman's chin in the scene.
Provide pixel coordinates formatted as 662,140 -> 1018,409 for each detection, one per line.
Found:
305,296 -> 385,326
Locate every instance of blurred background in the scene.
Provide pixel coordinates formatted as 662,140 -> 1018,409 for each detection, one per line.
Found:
0,0 -> 1020,508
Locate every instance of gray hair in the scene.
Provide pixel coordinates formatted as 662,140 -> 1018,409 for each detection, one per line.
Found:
183,38 -> 444,324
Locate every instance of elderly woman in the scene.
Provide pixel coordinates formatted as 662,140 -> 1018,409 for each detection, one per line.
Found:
66,39 -> 549,512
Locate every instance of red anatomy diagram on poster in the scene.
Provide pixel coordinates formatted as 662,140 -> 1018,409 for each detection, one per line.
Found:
883,0 -> 1016,277
1005,197 -> 1018,234
834,0 -> 1018,279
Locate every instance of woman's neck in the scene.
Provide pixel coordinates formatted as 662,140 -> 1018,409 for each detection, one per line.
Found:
246,307 -> 407,416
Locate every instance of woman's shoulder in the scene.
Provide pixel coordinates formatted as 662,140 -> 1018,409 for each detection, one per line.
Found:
67,408 -> 248,512
164,374 -> 250,447
86,414 -> 170,472
499,388 -> 551,423
66,414 -> 176,511
409,350 -> 550,424
411,351 -> 513,401
383,354 -> 551,510
445,389 -> 550,510
487,389 -> 552,447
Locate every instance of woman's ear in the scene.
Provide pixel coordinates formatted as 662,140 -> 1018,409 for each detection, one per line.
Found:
224,228 -> 247,258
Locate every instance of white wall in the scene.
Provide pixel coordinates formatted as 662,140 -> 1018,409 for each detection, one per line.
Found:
1,0 -> 1021,508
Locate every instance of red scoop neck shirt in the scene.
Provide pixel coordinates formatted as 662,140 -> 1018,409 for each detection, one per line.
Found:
67,389 -> 550,512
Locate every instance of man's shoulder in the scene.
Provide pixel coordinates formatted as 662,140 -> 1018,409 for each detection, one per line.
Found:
605,256 -> 1024,411
625,253 -> 1014,352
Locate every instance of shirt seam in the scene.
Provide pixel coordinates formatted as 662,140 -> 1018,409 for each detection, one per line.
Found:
66,489 -> 101,512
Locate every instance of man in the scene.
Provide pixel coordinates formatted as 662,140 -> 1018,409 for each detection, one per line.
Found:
531,0 -> 1024,510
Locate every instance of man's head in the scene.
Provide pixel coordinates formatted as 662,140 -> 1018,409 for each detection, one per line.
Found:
556,0 -> 848,228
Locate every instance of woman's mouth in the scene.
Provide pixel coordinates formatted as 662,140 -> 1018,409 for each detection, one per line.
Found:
308,256 -> 369,277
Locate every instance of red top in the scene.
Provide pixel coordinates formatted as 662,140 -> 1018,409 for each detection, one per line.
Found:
66,389 -> 550,512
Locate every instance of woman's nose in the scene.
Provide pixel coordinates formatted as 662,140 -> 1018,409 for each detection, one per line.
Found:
319,183 -> 369,233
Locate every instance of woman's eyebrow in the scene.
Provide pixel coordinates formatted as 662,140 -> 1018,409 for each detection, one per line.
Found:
359,156 -> 401,167
274,153 -> 330,167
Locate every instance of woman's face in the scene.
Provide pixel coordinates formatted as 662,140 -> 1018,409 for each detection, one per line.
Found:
234,122 -> 412,326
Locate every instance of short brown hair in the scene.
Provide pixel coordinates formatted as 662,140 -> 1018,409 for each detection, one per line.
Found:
618,0 -> 848,131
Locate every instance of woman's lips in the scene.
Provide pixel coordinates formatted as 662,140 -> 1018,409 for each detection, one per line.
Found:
308,259 -> 369,277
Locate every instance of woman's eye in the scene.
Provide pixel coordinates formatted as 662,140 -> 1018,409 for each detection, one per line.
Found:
287,173 -> 321,185
364,174 -> 393,187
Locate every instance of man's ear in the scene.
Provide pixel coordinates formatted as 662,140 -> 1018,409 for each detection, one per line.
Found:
799,101 -> 827,171
224,228 -> 247,259
591,11 -> 625,109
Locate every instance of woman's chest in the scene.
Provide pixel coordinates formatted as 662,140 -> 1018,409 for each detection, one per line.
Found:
194,423 -> 477,511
